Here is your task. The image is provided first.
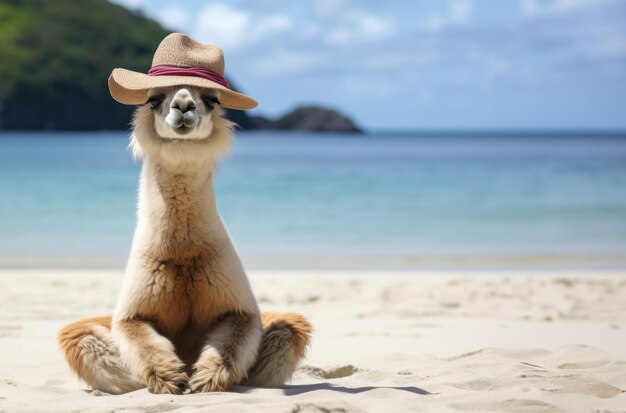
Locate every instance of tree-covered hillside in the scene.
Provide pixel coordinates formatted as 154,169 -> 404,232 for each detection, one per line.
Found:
0,0 -> 161,129
0,0 -> 253,130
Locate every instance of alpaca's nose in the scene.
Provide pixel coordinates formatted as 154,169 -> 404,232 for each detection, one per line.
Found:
171,90 -> 196,114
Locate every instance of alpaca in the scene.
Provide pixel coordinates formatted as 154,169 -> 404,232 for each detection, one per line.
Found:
58,86 -> 312,394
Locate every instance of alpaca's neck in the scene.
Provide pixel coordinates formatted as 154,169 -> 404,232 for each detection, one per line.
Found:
136,157 -> 221,256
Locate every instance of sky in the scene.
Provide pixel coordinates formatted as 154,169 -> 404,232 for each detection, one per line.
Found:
110,0 -> 626,130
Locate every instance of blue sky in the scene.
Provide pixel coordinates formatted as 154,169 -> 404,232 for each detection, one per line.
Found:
111,0 -> 626,130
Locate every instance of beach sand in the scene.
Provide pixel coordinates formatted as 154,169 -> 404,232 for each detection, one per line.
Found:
1,269 -> 625,412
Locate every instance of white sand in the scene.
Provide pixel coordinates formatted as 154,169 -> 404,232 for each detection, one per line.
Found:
1,269 -> 625,412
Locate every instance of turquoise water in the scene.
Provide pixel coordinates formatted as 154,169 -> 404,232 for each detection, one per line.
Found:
1,131 -> 625,268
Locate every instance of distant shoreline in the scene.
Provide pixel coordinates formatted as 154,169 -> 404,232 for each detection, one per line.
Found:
365,129 -> 626,137
1,254 -> 625,271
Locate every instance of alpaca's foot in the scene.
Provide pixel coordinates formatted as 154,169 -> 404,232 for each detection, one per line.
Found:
113,318 -> 191,395
189,311 -> 262,392
144,356 -> 189,394
245,312 -> 313,387
189,352 -> 232,392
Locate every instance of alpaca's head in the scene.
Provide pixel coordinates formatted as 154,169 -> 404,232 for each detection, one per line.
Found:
130,86 -> 235,166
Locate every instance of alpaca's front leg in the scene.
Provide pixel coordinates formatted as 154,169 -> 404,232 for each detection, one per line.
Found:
114,319 -> 189,394
190,312 -> 262,392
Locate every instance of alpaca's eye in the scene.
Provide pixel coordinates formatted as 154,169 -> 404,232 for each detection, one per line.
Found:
201,95 -> 220,111
147,94 -> 165,109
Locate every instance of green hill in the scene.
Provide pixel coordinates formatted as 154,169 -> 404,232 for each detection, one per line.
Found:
0,0 -> 253,130
0,0 -> 163,129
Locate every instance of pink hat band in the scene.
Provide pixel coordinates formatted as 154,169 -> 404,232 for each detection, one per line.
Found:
147,65 -> 230,89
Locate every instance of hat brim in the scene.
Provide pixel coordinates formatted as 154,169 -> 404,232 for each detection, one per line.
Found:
108,68 -> 258,110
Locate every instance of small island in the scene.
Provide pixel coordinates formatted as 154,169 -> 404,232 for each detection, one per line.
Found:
247,106 -> 362,133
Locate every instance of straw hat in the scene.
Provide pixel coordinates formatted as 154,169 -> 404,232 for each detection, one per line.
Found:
108,33 -> 257,110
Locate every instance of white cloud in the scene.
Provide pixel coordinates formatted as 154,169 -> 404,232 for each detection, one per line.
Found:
194,3 -> 293,51
359,12 -> 396,38
520,0 -> 611,17
550,0 -> 599,13
154,5 -> 189,30
195,3 -> 251,49
424,0 -> 473,31
520,0 -> 540,16
250,15 -> 293,40
255,51 -> 321,76
450,0 -> 473,24
300,23 -> 322,39
313,0 -> 351,18
424,15 -> 445,31
325,11 -> 396,45
595,37 -> 626,58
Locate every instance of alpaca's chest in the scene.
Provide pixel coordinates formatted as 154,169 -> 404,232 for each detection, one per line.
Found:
131,253 -> 232,336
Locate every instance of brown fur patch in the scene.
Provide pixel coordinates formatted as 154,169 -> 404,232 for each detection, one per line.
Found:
261,312 -> 313,361
58,316 -> 112,382
128,248 -> 236,340
215,312 -> 253,369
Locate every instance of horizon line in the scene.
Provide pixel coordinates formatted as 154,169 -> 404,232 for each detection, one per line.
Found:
1,128 -> 626,136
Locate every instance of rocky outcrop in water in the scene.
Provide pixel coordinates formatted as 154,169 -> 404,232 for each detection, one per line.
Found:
250,106 -> 362,133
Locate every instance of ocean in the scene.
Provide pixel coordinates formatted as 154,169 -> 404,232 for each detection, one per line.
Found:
1,131 -> 625,269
